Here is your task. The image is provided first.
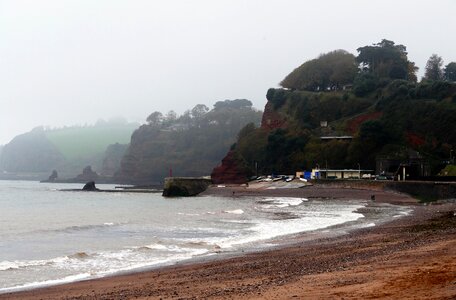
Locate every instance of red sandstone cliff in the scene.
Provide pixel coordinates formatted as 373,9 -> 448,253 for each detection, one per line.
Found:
260,101 -> 287,130
211,150 -> 248,184
211,100 -> 287,184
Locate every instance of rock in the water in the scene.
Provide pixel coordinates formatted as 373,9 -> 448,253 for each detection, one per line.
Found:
82,181 -> 99,191
48,170 -> 58,181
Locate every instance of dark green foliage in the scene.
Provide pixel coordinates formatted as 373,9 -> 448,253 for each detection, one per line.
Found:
414,80 -> 455,100
266,88 -> 289,109
264,129 -> 308,173
281,50 -> 358,92
356,39 -> 418,82
424,54 -> 444,81
445,62 -> 456,81
230,41 -> 455,177
284,90 -> 373,128
213,99 -> 252,110
302,139 -> 351,170
353,73 -> 380,96
233,79 -> 456,175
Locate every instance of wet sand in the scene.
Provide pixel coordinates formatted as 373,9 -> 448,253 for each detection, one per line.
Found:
2,185 -> 455,299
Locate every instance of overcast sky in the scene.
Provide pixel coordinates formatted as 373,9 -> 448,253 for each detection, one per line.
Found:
1,0 -> 455,144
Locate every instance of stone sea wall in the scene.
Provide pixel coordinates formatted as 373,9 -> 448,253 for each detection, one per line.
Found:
162,177 -> 212,197
314,179 -> 456,201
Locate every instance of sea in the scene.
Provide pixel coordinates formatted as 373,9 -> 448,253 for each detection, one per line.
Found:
0,180 -> 412,293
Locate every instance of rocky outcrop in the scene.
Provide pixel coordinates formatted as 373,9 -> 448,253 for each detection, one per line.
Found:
211,150 -> 248,184
162,177 -> 212,197
101,143 -> 128,176
260,101 -> 287,131
48,170 -> 58,181
82,181 -> 99,191
75,166 -> 99,182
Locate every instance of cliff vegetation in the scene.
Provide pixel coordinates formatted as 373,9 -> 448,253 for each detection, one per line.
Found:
116,99 -> 262,184
219,40 -> 456,181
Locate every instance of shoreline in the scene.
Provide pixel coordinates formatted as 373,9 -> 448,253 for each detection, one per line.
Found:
1,185 -> 455,299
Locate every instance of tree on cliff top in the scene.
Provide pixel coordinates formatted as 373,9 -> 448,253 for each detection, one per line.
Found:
146,111 -> 163,127
213,99 -> 252,110
356,39 -> 418,81
424,54 -> 444,81
445,62 -> 456,82
280,50 -> 358,92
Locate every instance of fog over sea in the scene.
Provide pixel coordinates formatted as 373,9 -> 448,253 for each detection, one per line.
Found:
0,180 -> 411,293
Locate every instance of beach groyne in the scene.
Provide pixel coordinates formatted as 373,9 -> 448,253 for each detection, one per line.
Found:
314,179 -> 456,201
162,177 -> 212,197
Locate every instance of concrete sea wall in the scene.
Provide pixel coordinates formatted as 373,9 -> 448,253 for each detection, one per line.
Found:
314,179 -> 456,201
162,177 -> 212,197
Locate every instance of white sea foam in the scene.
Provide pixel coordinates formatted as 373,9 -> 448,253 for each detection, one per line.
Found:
180,203 -> 366,250
0,255 -> 72,271
258,197 -> 306,208
0,260 -> 49,271
223,209 -> 244,215
0,273 -> 92,294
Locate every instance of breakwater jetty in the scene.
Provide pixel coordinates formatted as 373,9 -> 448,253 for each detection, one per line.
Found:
162,177 -> 212,197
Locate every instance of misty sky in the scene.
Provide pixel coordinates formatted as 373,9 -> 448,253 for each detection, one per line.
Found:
1,0 -> 455,145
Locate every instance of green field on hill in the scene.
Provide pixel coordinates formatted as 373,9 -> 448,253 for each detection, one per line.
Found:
45,125 -> 137,160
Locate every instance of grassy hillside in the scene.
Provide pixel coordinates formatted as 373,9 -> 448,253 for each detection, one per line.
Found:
0,122 -> 138,175
45,125 -> 136,160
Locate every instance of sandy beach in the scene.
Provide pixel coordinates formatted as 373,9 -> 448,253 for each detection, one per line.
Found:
1,184 -> 455,299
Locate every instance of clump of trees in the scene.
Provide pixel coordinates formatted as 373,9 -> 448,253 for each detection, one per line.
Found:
280,39 -> 422,97
423,54 -> 456,82
356,39 -> 418,81
424,54 -> 445,81
445,62 -> 456,81
280,39 -> 456,95
280,50 -> 358,91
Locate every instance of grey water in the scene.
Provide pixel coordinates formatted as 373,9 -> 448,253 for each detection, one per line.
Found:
0,180 -> 411,293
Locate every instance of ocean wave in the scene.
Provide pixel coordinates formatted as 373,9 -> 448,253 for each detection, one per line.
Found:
67,252 -> 90,259
0,255 -> 68,271
61,223 -> 118,232
258,197 -> 306,208
0,259 -> 49,271
0,251 -> 96,272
